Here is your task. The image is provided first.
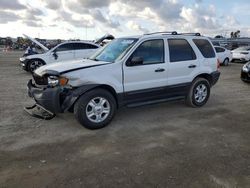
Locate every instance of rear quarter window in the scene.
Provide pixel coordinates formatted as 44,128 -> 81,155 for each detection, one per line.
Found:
193,39 -> 215,58
215,47 -> 225,53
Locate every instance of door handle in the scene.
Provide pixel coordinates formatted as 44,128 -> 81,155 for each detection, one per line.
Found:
155,68 -> 165,72
188,64 -> 196,68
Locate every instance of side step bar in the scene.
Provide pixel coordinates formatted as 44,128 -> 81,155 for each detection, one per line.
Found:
24,103 -> 56,120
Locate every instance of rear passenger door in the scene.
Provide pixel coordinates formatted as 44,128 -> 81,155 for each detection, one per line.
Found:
74,43 -> 99,59
167,38 -> 199,86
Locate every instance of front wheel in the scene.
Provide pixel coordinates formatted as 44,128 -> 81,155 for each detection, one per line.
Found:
28,59 -> 44,73
74,89 -> 117,129
186,78 -> 210,107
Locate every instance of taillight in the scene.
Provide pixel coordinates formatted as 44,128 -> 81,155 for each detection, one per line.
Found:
217,59 -> 220,70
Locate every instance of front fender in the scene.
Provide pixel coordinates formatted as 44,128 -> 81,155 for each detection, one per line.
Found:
61,84 -> 100,112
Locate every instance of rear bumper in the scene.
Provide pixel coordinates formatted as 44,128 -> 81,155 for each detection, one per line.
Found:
210,71 -> 220,86
232,58 -> 249,62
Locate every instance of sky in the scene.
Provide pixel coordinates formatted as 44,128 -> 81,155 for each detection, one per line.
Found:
0,0 -> 250,40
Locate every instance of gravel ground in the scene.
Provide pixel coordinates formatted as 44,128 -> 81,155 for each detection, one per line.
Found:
0,51 -> 250,188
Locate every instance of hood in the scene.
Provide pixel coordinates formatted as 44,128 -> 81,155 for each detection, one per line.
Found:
23,34 -> 49,51
35,59 -> 112,76
94,33 -> 115,44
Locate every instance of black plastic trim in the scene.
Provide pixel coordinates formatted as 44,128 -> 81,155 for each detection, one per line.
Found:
119,82 -> 191,107
210,71 -> 220,85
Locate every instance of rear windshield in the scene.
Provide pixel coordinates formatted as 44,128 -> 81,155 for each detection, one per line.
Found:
193,39 -> 215,58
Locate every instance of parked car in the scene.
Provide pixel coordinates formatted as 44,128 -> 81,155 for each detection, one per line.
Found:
231,46 -> 250,62
25,32 -> 220,129
241,62 -> 250,82
19,34 -> 114,73
214,46 -> 232,66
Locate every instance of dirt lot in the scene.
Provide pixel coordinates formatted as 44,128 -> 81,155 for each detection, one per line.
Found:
0,51 -> 250,188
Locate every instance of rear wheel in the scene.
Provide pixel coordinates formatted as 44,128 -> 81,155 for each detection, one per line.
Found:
28,59 -> 45,73
74,89 -> 116,129
186,78 -> 210,107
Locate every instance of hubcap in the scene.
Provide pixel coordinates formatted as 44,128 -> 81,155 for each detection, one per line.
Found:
194,84 -> 207,103
86,97 -> 110,123
30,61 -> 43,72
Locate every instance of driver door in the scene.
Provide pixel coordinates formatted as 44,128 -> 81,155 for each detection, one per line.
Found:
123,39 -> 168,103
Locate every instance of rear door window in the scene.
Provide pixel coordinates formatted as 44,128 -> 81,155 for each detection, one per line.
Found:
193,39 -> 215,58
168,39 -> 196,62
74,43 -> 99,50
56,43 -> 74,52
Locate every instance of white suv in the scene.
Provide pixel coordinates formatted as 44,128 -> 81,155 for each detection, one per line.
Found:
25,32 -> 220,129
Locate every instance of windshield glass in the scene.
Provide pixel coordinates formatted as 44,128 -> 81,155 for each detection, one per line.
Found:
89,38 -> 138,62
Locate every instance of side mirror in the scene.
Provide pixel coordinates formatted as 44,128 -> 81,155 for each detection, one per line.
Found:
52,50 -> 58,60
127,57 -> 143,66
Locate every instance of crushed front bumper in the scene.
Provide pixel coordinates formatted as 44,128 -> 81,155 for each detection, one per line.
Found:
27,79 -> 63,114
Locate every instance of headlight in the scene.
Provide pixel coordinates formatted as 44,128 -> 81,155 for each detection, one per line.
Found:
19,57 -> 27,61
48,76 -> 68,87
242,63 -> 250,72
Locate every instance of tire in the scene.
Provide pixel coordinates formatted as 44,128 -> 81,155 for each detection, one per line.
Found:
186,78 -> 210,107
74,88 -> 117,129
223,58 -> 229,66
28,59 -> 45,73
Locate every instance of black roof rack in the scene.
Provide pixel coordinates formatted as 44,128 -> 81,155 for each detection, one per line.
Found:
178,32 -> 201,36
144,31 -> 178,35
144,31 -> 201,36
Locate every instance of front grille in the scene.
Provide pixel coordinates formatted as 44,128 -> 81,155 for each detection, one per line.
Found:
33,73 -> 48,85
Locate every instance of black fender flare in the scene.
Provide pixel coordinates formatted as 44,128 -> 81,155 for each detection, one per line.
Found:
61,84 -> 101,112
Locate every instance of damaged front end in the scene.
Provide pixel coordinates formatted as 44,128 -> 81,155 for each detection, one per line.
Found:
25,71 -> 75,120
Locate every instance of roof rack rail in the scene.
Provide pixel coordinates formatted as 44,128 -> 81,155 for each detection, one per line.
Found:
144,31 -> 201,36
178,32 -> 201,36
144,31 -> 178,35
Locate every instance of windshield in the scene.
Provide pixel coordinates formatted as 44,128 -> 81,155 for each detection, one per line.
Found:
89,38 -> 138,62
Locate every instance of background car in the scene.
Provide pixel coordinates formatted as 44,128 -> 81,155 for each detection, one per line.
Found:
214,46 -> 232,66
20,38 -> 100,72
241,62 -> 250,82
231,46 -> 250,62
19,34 -> 115,73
